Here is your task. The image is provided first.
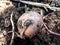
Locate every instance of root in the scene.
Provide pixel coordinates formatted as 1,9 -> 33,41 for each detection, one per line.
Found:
43,22 -> 60,36
10,12 -> 15,45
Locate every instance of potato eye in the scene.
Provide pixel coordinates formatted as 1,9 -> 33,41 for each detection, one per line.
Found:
24,19 -> 32,26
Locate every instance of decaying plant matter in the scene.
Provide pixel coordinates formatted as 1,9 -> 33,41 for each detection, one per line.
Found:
0,30 -> 7,45
0,1 -> 13,13
0,1 -> 20,45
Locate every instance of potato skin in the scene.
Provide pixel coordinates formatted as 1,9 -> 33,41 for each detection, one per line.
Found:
17,11 -> 43,38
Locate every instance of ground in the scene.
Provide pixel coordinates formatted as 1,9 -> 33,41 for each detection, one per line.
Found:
0,3 -> 60,45
13,12 -> 60,45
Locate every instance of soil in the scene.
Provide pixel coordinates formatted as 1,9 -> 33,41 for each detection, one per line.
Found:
0,6 -> 60,45
13,12 -> 60,45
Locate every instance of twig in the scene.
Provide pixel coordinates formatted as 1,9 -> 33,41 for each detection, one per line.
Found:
20,0 -> 60,11
7,31 -> 13,34
10,12 -> 15,45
